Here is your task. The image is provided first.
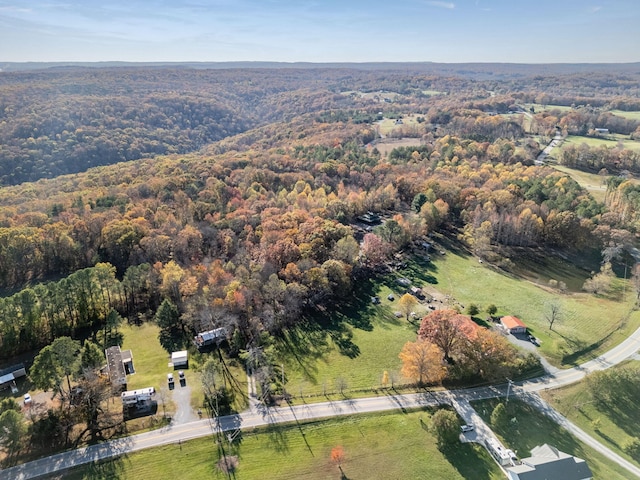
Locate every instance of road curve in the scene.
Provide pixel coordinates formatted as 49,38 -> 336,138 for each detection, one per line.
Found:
4,325 -> 640,480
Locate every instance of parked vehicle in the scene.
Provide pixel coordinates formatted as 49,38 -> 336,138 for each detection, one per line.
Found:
460,424 -> 474,433
167,373 -> 174,387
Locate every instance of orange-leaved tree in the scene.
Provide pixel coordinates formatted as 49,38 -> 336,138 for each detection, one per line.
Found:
331,445 -> 345,467
418,309 -> 477,363
399,340 -> 447,386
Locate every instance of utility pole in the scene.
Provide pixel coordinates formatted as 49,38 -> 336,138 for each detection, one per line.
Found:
506,378 -> 514,403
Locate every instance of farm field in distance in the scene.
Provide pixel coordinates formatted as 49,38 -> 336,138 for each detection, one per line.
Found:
556,134 -> 640,153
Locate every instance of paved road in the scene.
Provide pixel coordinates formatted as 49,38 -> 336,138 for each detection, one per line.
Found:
5,326 -> 640,480
521,392 -> 640,478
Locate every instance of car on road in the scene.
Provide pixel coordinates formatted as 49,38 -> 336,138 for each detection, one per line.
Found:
460,424 -> 474,433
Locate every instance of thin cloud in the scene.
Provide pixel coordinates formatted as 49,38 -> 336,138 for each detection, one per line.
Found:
588,6 -> 602,13
425,1 -> 455,9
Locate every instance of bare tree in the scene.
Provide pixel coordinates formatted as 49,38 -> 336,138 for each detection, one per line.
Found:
543,300 -> 563,330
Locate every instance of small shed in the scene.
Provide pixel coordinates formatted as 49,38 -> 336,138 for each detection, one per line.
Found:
171,350 -> 188,368
501,316 -> 527,334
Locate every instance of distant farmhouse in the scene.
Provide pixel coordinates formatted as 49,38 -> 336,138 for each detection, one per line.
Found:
506,444 -> 592,480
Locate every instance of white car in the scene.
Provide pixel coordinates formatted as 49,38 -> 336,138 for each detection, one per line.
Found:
460,424 -> 474,433
23,393 -> 32,404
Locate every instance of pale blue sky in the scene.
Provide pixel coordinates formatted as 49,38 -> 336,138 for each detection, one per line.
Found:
0,0 -> 638,63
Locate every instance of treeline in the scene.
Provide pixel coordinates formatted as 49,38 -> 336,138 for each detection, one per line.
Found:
0,263 -> 140,359
560,144 -> 640,175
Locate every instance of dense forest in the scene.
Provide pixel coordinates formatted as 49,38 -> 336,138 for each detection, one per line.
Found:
2,67 -> 640,185
0,64 -> 640,364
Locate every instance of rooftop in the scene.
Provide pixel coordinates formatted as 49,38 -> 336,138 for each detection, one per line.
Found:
501,315 -> 527,329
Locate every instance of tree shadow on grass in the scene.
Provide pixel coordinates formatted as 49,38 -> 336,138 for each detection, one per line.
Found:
274,321 -> 333,385
69,455 -> 128,480
439,442 -> 498,480
264,424 -> 290,454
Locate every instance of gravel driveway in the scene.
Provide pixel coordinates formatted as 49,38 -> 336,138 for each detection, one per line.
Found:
170,373 -> 198,425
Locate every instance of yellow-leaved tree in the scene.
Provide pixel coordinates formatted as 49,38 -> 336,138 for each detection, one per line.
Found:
399,340 -> 446,386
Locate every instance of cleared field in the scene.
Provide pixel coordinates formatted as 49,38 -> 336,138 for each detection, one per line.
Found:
376,114 -> 424,137
526,103 -> 574,113
472,398 -> 632,480
427,246 -> 640,367
422,89 -> 446,96
61,409 -> 504,480
556,134 -> 640,153
551,164 -> 609,202
541,360 -> 640,467
370,137 -> 423,157
611,110 -> 640,121
279,296 -> 418,398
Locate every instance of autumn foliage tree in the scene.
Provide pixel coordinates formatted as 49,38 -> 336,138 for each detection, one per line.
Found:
399,340 -> 447,386
398,293 -> 418,322
418,310 -> 476,363
331,445 -> 345,467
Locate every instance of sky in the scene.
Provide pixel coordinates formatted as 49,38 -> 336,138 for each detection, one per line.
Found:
0,0 -> 638,64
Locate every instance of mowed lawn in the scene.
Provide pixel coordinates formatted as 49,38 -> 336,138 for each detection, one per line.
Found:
279,301 -> 419,398
61,409 -> 504,480
120,322 -> 171,393
542,360 -> 640,467
427,248 -> 640,367
119,322 -> 248,413
472,398 -> 632,480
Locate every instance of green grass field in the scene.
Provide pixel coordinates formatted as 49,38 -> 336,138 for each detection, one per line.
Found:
526,103 -> 574,113
611,110 -> 640,121
472,398 -> 632,479
121,323 -> 172,392
278,299 -> 419,398
556,135 -> 640,153
278,242 -> 640,398
542,360 -> 640,467
426,244 -> 640,367
61,409 -> 503,480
